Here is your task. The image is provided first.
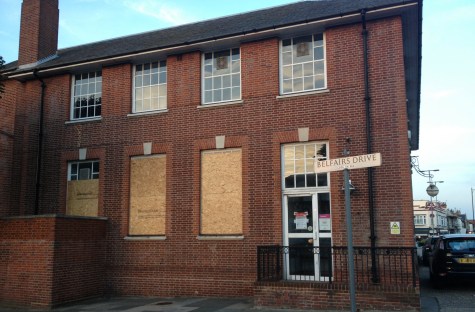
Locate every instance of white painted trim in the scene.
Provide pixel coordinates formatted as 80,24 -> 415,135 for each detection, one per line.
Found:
65,117 -> 102,125
197,235 -> 244,240
197,100 -> 243,109
127,109 -> 169,117
124,236 -> 167,241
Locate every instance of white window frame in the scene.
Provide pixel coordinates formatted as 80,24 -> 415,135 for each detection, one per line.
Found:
414,214 -> 426,225
132,60 -> 167,113
71,71 -> 102,120
68,160 -> 99,181
202,48 -> 241,105
282,142 -> 329,191
279,33 -> 326,95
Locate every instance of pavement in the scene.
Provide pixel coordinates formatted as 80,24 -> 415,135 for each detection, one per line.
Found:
0,295 -> 434,312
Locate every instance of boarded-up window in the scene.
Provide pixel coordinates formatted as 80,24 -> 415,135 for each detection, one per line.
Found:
66,161 -> 99,216
201,149 -> 242,235
129,155 -> 166,235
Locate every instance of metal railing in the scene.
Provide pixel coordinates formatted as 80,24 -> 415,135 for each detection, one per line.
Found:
257,245 -> 418,287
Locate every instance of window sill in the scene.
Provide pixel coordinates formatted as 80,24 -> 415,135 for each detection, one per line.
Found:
124,236 -> 166,241
197,235 -> 244,240
127,109 -> 169,117
197,100 -> 243,109
276,89 -> 330,99
65,117 -> 102,125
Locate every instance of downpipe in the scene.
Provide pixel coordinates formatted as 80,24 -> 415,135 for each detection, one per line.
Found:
361,9 -> 379,283
33,70 -> 45,215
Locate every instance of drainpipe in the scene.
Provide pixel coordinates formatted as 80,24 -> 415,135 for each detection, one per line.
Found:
33,69 -> 45,215
361,9 -> 379,283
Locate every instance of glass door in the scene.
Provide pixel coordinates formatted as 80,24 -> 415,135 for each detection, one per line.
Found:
284,193 -> 332,281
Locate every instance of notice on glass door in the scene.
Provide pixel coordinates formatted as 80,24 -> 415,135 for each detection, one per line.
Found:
319,214 -> 331,231
294,211 -> 309,230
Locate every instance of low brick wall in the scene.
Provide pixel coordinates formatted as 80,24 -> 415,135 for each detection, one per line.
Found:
0,215 -> 107,309
254,281 -> 420,311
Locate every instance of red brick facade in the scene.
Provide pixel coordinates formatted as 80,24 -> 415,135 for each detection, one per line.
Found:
0,215 -> 107,308
0,1 -> 420,310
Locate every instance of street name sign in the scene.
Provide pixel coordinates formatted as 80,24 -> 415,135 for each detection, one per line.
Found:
314,153 -> 382,173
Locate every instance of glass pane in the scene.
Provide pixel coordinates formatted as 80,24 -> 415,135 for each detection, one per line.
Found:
314,33 -> 323,46
204,91 -> 212,103
317,173 -> 328,187
159,72 -> 167,84
304,77 -> 314,90
314,74 -> 325,89
232,74 -> 240,87
295,145 -> 304,159
306,144 -> 315,158
285,175 -> 295,188
135,88 -> 142,100
204,65 -> 212,77
213,89 -> 222,102
143,63 -> 150,75
143,99 -> 150,110
223,88 -> 231,101
282,52 -> 292,66
159,97 -> 167,109
319,237 -> 332,277
204,78 -> 212,91
160,60 -> 166,70
292,64 -> 303,78
151,98 -> 159,109
304,63 -> 313,76
213,76 -> 222,89
314,60 -> 324,75
289,238 -> 315,276
151,62 -> 158,73
232,48 -> 240,60
151,86 -> 158,98
283,65 -> 292,80
223,75 -> 231,88
283,79 -> 292,93
287,196 -> 313,233
159,84 -> 167,96
293,78 -> 303,91
314,46 -> 324,60
318,193 -> 331,233
282,39 -> 292,51
143,74 -> 150,86
151,74 -> 159,85
232,87 -> 240,100
143,86 -> 151,99
295,158 -> 304,173
316,144 -> 327,158
306,174 -> 316,187
232,60 -> 240,73
296,174 -> 305,187
135,100 -> 142,112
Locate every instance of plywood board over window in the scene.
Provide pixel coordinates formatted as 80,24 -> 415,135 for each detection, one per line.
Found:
129,155 -> 166,236
66,179 -> 99,216
201,149 -> 242,235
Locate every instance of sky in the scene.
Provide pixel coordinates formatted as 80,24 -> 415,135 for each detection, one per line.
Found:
0,0 -> 474,217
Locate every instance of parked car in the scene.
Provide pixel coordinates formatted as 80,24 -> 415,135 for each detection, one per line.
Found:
422,236 -> 439,266
429,234 -> 475,287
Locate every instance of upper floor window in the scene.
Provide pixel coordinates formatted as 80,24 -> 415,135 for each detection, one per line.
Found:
133,61 -> 167,113
414,214 -> 426,225
202,48 -> 241,104
72,71 -> 102,120
280,34 -> 325,94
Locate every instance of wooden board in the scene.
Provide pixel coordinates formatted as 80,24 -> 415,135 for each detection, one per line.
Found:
66,179 -> 99,216
201,149 -> 242,235
129,155 -> 166,235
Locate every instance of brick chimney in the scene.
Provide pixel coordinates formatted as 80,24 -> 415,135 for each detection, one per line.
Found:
18,0 -> 59,66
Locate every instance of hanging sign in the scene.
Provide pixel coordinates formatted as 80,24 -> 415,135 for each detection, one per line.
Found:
314,153 -> 382,173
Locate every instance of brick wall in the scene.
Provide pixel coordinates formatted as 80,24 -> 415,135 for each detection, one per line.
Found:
0,15 -> 417,310
0,215 -> 107,308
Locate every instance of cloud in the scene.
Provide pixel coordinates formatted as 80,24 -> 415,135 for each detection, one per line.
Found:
122,0 -> 194,25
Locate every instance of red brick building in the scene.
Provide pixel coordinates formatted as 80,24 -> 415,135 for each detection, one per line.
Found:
0,0 -> 423,310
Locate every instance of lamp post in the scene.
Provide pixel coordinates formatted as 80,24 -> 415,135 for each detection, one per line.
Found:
426,183 -> 439,236
471,187 -> 474,233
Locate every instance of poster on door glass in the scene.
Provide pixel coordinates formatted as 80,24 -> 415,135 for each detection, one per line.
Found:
319,214 -> 331,231
294,211 -> 309,230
